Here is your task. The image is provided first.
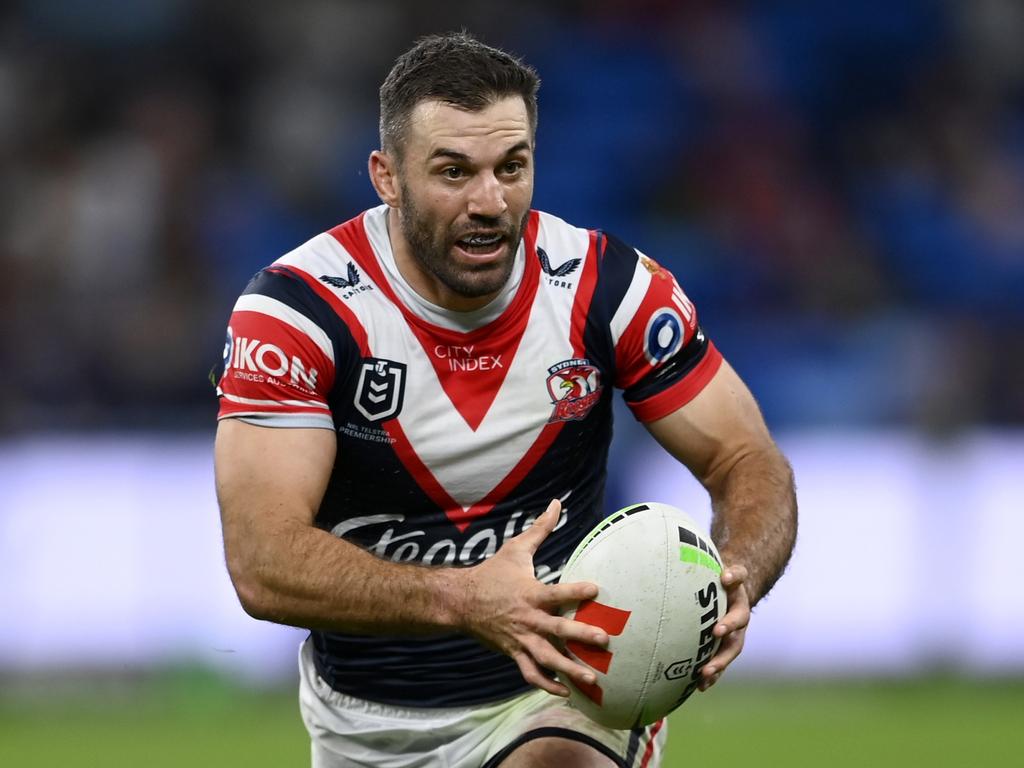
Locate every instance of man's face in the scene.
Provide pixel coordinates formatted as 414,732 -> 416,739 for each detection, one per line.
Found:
391,96 -> 534,309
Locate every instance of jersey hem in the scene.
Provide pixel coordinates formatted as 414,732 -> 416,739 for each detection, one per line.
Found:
217,412 -> 336,429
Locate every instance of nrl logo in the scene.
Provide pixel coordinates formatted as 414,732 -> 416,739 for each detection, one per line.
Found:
353,357 -> 406,422
546,358 -> 602,423
320,263 -> 360,289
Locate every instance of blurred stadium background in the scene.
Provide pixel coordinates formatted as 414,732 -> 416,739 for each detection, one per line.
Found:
2,1 -> 1023,765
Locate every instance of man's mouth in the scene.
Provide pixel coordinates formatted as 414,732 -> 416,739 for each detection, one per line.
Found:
455,232 -> 505,256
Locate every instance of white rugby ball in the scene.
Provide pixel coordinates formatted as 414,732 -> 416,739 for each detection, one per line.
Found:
557,502 -> 727,729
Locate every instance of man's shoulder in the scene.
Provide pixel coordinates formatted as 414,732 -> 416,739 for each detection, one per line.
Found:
271,207 -> 380,275
532,210 -> 640,259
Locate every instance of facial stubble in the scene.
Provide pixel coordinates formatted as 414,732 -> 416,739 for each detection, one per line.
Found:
398,181 -> 528,301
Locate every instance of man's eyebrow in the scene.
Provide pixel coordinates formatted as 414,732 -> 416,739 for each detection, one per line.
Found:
428,141 -> 532,163
429,147 -> 471,162
503,140 -> 531,157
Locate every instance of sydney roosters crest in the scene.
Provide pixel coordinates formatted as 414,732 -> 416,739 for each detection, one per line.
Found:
546,358 -> 602,422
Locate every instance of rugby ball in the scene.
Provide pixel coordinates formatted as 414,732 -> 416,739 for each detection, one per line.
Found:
557,502 -> 726,729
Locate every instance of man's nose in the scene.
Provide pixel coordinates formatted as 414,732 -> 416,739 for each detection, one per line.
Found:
466,172 -> 508,218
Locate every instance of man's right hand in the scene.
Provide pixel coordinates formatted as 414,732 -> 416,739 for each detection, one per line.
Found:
456,499 -> 608,697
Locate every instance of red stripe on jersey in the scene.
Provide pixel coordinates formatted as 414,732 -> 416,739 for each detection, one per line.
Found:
271,266 -> 370,356
449,417 -> 565,531
383,419 -> 466,521
217,309 -> 335,419
569,230 -> 601,357
266,260 -> 470,521
323,213 -> 570,531
384,403 -> 566,533
330,212 -> 542,432
614,266 -> 695,390
267,263 -> 492,520
628,342 -> 723,422
639,719 -> 665,767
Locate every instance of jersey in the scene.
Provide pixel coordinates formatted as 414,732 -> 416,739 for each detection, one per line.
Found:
216,204 -> 723,707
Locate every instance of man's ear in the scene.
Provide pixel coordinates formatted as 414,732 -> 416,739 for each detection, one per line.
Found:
369,150 -> 401,207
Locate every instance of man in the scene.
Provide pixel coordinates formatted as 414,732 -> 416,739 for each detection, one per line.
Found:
214,32 -> 796,768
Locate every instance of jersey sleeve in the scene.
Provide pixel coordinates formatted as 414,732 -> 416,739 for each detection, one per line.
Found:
605,236 -> 723,422
216,267 -> 338,429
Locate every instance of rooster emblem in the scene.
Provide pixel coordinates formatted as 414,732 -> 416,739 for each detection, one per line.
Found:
546,359 -> 602,422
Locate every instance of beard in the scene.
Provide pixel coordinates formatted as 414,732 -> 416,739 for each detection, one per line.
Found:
398,182 -> 527,301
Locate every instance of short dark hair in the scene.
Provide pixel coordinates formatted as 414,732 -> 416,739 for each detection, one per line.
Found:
379,32 -> 540,158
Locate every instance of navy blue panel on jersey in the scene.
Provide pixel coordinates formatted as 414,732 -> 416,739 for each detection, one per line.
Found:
243,267 -> 361,388
311,390 -> 615,707
582,231 -> 642,377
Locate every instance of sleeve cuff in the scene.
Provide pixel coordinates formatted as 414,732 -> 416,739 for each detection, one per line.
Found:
626,343 -> 723,422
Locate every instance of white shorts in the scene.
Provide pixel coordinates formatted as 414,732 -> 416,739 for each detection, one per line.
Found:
297,638 -> 667,768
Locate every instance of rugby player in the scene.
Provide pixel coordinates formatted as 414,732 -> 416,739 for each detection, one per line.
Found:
214,31 -> 797,767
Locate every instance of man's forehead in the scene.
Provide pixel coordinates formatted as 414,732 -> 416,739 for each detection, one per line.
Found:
406,97 -> 532,157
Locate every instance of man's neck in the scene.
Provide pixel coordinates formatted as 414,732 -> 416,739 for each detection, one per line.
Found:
385,207 -> 502,313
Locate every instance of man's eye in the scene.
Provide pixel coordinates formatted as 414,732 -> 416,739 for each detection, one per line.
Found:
443,167 -> 464,180
504,161 -> 523,174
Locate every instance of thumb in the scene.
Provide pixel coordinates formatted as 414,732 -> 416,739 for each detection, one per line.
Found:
516,499 -> 561,554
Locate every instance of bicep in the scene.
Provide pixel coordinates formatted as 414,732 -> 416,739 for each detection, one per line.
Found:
214,419 -> 337,530
643,360 -> 773,488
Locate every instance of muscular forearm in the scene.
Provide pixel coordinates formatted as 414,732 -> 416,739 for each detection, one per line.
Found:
225,514 -> 466,635
706,444 -> 797,605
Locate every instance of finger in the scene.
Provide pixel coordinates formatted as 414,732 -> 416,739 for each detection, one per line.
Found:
542,614 -> 609,647
512,651 -> 570,697
514,499 -> 561,553
540,580 -> 599,607
713,585 -> 751,638
720,564 -> 748,588
702,627 -> 746,680
522,634 -> 597,690
698,670 -> 722,692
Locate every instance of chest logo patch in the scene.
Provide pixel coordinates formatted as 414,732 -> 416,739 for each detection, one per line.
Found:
547,359 -> 602,423
354,358 -> 406,422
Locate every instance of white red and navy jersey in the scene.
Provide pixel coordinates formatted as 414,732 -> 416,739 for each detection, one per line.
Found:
216,205 -> 722,707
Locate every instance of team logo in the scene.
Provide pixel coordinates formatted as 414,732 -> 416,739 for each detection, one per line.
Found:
537,246 -> 581,277
546,358 -> 602,422
639,254 -> 667,279
644,308 -> 684,365
353,358 -> 406,422
320,263 -> 360,289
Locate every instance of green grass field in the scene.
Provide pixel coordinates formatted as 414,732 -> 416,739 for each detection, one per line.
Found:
2,671 -> 1022,767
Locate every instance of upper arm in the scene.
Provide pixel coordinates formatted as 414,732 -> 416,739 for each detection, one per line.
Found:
643,359 -> 775,490
214,419 -> 337,573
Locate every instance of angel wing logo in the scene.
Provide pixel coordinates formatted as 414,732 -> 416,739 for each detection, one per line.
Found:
320,262 -> 361,289
537,246 -> 581,278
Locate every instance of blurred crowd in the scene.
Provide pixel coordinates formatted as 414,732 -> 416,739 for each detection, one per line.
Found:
1,0 -> 1022,433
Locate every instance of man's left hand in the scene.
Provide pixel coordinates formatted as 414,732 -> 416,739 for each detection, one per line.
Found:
698,563 -> 750,692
